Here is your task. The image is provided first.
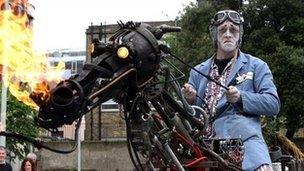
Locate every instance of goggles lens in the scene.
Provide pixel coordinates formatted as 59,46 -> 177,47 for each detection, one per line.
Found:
213,10 -> 242,25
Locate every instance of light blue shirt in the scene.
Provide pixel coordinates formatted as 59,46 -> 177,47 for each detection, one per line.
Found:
188,51 -> 280,170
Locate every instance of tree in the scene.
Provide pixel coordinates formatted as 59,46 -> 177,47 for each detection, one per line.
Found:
241,0 -> 304,138
166,1 -> 214,82
0,85 -> 40,160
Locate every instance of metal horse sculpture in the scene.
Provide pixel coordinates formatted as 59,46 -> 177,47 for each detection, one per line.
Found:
29,21 -> 243,170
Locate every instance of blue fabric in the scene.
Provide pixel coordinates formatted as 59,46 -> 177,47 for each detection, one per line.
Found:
188,51 -> 280,170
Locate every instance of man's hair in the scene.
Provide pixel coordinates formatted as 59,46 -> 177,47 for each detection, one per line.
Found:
0,146 -> 6,151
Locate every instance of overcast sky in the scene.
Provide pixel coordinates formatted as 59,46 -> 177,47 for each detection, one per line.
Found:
31,0 -> 196,52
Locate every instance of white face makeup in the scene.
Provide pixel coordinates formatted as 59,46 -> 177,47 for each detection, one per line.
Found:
216,20 -> 240,54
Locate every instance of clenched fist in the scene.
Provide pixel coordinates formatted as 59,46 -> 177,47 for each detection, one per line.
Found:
226,86 -> 241,103
182,83 -> 197,104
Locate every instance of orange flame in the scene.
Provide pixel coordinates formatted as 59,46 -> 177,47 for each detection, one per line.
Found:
0,0 -> 65,108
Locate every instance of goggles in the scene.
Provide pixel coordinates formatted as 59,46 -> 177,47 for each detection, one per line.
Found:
212,10 -> 243,26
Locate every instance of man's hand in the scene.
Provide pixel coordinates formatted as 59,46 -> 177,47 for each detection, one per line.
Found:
182,83 -> 197,104
226,86 -> 241,103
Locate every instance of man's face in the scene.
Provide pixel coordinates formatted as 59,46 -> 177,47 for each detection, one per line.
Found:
216,20 -> 240,53
0,149 -> 6,162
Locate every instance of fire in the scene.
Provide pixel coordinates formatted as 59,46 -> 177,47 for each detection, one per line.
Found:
0,0 -> 65,108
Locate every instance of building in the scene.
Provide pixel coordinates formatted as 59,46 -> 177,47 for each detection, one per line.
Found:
48,49 -> 86,77
85,20 -> 175,62
84,20 -> 176,140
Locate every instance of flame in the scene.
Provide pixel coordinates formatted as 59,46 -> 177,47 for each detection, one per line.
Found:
0,1 -> 65,108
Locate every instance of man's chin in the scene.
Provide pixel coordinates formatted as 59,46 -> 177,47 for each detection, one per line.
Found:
221,45 -> 237,52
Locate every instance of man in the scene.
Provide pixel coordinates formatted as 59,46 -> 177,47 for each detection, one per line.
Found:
0,146 -> 12,171
183,10 -> 280,170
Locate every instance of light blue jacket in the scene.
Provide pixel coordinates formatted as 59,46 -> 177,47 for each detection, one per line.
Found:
188,51 -> 280,170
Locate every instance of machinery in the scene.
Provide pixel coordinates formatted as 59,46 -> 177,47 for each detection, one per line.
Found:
6,21 -> 244,170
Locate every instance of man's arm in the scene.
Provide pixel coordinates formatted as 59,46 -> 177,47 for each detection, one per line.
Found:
238,62 -> 280,116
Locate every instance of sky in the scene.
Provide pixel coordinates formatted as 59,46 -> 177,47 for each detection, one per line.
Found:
31,0 -> 196,52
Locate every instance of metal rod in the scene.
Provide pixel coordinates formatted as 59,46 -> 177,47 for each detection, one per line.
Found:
90,111 -> 93,140
77,127 -> 81,171
98,105 -> 101,140
104,21 -> 107,43
163,142 -> 185,171
170,53 -> 229,90
0,0 -> 10,147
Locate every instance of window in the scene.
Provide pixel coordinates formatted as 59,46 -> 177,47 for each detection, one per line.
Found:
65,61 -> 72,70
101,100 -> 119,111
76,61 -> 84,73
51,131 -> 63,137
50,61 -> 59,67
102,104 -> 119,110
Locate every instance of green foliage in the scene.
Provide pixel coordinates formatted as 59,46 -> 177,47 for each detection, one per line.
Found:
241,0 -> 304,137
0,86 -> 40,160
243,28 -> 282,55
170,0 -> 304,141
263,46 -> 304,133
262,116 -> 286,147
166,2 -> 215,82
